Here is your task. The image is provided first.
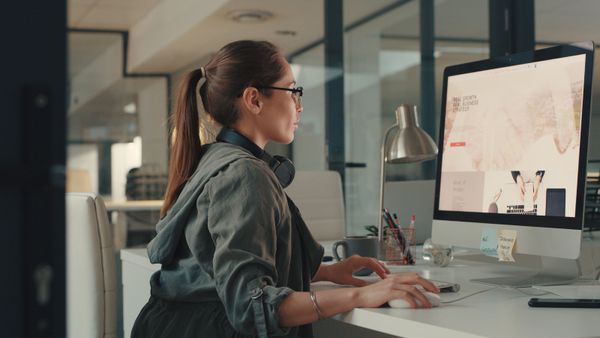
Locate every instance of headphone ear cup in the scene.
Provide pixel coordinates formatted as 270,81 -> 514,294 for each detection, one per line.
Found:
269,155 -> 295,188
218,127 -> 295,188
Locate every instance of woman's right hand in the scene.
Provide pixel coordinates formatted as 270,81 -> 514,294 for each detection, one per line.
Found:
355,272 -> 439,309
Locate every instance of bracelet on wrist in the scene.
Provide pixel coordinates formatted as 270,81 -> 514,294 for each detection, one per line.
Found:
309,290 -> 324,320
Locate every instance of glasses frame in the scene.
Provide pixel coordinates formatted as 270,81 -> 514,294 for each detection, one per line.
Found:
257,85 -> 303,107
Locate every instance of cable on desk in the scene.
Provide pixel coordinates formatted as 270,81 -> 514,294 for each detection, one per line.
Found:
440,286 -> 499,304
513,286 -> 551,296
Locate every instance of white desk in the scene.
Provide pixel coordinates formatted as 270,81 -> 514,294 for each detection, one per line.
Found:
105,200 -> 163,212
120,248 -> 159,338
313,259 -> 600,338
105,200 -> 162,249
121,247 -> 600,338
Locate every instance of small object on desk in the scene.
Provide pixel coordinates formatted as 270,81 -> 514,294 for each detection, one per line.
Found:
403,214 -> 416,264
528,298 -> 600,308
322,255 -> 333,262
388,291 -> 440,308
433,280 -> 460,293
381,209 -> 415,264
422,238 -> 453,267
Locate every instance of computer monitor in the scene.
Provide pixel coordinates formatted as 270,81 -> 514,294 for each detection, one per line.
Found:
432,42 -> 595,287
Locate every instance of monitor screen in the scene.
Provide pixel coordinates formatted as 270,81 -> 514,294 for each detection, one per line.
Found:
440,53 -> 585,218
432,42 -> 594,263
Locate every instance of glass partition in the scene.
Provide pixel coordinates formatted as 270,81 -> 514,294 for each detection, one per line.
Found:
67,31 -> 168,200
67,31 -> 168,246
341,0 -> 489,235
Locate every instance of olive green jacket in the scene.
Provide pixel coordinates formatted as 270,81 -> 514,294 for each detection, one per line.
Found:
147,142 -> 323,337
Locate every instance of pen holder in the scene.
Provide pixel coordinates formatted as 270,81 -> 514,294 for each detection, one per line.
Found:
381,228 -> 415,265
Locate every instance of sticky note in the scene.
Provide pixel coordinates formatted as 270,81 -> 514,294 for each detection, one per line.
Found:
480,229 -> 498,257
497,229 -> 517,262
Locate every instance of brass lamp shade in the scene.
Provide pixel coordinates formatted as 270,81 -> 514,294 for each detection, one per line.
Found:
384,104 -> 438,163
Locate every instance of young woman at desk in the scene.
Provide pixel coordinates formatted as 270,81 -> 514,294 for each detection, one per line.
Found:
132,40 -> 439,338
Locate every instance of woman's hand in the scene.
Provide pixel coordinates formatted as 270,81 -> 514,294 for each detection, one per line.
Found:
320,255 -> 390,287
356,272 -> 440,309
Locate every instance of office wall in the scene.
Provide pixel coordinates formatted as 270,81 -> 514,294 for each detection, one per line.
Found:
67,144 -> 99,193
138,79 -> 168,171
291,45 -> 328,171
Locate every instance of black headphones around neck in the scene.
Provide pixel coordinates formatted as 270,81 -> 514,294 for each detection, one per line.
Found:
216,128 -> 295,188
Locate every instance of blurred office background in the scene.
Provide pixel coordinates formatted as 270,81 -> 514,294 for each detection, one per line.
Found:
66,0 -> 600,242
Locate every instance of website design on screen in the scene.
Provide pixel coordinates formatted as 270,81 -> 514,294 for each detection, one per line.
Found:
439,54 -> 586,218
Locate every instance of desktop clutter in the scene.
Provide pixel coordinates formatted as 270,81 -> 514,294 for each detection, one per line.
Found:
333,208 -> 455,275
329,208 -> 459,309
364,208 -> 454,267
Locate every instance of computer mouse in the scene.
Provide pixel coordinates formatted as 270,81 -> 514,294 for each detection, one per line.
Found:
388,291 -> 440,308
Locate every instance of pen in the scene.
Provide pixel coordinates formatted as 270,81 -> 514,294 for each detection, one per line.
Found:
403,214 -> 416,264
381,210 -> 403,252
381,209 -> 396,229
392,213 -> 399,226
383,209 -> 407,255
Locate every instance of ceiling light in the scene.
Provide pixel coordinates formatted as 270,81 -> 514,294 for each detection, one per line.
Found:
228,10 -> 273,23
123,102 -> 136,114
276,30 -> 297,36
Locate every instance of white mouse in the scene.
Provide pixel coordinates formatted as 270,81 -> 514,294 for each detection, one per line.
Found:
388,291 -> 441,308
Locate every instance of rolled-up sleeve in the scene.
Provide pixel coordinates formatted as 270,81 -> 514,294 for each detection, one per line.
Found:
207,159 -> 293,336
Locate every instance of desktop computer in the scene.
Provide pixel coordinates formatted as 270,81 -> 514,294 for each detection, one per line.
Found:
432,41 -> 595,287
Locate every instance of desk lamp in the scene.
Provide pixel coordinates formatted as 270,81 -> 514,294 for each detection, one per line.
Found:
377,104 -> 438,243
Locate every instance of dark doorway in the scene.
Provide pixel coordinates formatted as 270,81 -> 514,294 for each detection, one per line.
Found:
0,1 -> 67,337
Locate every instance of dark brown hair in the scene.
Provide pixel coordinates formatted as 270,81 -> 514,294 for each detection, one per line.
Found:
161,40 -> 285,217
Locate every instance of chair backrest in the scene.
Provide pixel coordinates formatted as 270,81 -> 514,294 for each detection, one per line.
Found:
66,193 -> 117,338
284,171 -> 345,240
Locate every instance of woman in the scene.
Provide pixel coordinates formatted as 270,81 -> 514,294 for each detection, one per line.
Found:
132,40 -> 439,338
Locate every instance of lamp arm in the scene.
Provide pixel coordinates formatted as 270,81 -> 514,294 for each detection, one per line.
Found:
378,126 -> 395,242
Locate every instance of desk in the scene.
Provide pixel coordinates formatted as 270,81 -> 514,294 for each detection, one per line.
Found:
105,200 -> 163,212
105,200 -> 163,249
313,259 -> 600,338
121,245 -> 600,338
120,248 -> 159,338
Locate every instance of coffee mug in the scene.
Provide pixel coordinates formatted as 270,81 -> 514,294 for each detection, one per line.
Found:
332,236 -> 379,276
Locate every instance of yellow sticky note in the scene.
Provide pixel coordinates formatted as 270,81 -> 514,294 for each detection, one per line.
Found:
497,229 -> 517,262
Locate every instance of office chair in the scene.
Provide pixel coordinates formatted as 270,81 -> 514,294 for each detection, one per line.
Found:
284,170 -> 346,241
66,193 -> 117,338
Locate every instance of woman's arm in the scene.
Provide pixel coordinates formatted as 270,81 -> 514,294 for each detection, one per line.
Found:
278,272 -> 439,327
277,287 -> 359,326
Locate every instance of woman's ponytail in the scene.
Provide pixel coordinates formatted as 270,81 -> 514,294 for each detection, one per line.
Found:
160,41 -> 285,217
161,68 -> 203,218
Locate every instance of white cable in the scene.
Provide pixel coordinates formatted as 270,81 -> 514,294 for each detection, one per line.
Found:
440,286 -> 499,304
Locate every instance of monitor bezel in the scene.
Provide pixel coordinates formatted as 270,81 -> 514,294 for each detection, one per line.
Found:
433,42 -> 595,230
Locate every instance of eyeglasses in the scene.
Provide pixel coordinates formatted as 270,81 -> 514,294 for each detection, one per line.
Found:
258,86 -> 303,107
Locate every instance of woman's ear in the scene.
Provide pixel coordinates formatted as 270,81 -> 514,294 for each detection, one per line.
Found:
240,87 -> 263,115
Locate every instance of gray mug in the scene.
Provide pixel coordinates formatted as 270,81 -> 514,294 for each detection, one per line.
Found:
332,236 -> 379,276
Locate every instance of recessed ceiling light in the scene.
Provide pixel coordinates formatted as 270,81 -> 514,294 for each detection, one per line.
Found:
123,102 -> 136,114
275,30 -> 297,36
228,9 -> 273,23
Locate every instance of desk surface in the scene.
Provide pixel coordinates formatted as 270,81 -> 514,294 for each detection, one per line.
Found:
121,248 -> 600,338
105,200 -> 163,211
313,259 -> 600,338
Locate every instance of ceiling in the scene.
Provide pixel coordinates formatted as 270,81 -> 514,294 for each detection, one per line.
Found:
68,0 -> 600,74
67,0 -> 600,142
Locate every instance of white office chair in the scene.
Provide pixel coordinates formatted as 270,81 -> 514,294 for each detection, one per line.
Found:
66,193 -> 117,338
285,170 -> 346,241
